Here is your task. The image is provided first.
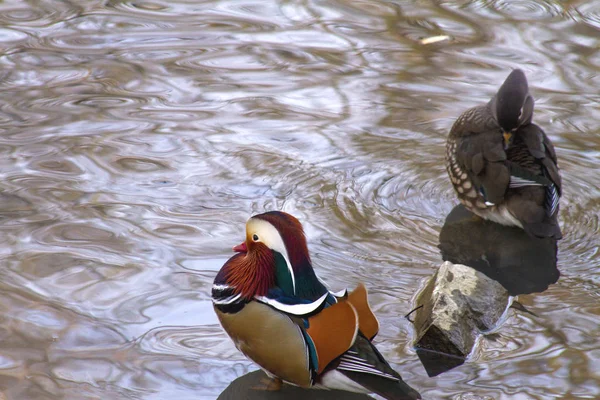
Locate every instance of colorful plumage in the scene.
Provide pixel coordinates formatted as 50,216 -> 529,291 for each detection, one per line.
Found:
446,69 -> 562,239
212,211 -> 421,400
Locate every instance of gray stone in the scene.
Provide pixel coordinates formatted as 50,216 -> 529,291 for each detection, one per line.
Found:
413,261 -> 510,376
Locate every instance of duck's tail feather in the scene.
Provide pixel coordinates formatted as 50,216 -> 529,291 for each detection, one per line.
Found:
339,370 -> 421,400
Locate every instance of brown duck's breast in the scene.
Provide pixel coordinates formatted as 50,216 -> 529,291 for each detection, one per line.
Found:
215,301 -> 312,387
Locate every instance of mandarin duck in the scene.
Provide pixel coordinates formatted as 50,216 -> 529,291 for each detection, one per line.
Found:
445,69 -> 562,239
212,211 -> 421,400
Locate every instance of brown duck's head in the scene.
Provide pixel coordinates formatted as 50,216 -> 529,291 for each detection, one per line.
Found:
491,69 -> 535,148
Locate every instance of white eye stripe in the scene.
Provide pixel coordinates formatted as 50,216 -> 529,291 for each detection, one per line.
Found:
247,218 -> 295,294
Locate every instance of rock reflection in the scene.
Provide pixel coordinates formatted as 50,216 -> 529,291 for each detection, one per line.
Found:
439,205 -> 559,296
218,370 -> 371,400
413,205 -> 559,377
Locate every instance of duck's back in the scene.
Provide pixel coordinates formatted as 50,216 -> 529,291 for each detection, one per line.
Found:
504,123 -> 562,238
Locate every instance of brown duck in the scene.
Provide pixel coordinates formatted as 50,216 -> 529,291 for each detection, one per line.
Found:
445,69 -> 562,239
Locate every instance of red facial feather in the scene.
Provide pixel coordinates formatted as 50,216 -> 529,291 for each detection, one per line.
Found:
224,243 -> 276,299
253,212 -> 311,271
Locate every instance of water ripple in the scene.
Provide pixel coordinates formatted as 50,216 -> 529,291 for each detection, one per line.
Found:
0,0 -> 597,399
491,0 -> 566,20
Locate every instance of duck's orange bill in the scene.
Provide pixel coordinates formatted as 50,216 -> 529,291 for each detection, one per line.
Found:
233,242 -> 247,253
503,132 -> 512,148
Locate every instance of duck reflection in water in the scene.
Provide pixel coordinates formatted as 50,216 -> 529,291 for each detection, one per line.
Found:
413,204 -> 559,377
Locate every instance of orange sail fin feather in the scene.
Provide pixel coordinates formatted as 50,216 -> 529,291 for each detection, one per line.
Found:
346,283 -> 380,341
306,300 -> 358,374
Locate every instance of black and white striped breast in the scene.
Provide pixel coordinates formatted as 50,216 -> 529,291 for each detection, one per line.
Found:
212,283 -> 247,313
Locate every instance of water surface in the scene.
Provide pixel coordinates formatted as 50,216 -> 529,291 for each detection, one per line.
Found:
0,0 -> 598,399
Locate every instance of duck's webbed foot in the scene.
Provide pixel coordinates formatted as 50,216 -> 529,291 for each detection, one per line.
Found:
251,376 -> 283,391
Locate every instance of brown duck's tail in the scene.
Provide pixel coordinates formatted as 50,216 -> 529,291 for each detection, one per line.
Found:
506,193 -> 562,239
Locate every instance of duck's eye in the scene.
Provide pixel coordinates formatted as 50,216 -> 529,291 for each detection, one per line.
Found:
252,234 -> 259,241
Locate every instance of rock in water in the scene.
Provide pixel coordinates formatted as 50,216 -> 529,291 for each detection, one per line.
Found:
413,261 -> 510,376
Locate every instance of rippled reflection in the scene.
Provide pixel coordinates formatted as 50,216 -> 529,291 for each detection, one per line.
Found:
439,205 -> 560,296
0,0 -> 598,399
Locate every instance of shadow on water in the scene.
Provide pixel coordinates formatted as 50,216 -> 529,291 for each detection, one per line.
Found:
413,204 -> 560,377
439,205 -> 559,296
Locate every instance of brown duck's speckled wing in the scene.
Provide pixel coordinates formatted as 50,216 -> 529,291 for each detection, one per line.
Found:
524,124 -> 561,195
506,124 -> 562,238
455,130 -> 509,204
449,104 -> 510,204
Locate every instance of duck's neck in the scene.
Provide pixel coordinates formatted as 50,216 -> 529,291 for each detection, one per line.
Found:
274,252 -> 327,301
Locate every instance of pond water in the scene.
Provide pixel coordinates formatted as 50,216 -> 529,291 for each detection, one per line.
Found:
0,0 -> 598,399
